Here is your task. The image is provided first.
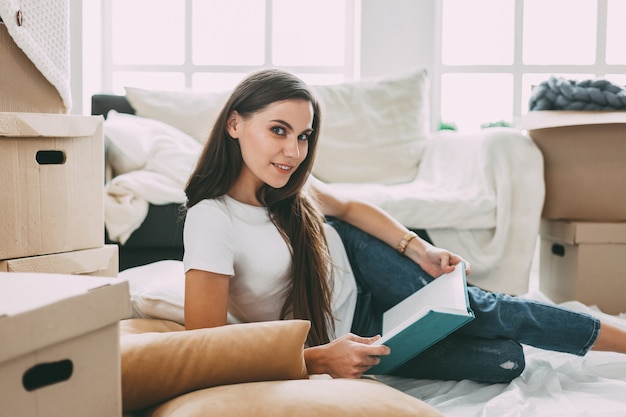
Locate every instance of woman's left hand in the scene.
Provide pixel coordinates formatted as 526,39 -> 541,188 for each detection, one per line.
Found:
407,242 -> 470,278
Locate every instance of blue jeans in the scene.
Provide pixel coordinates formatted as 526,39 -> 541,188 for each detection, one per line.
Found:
327,220 -> 601,383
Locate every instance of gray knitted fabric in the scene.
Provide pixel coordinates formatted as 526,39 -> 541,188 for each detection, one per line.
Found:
529,76 -> 626,111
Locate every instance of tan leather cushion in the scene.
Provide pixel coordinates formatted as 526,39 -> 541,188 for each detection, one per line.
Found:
120,319 -> 310,412
120,318 -> 185,336
145,378 -> 444,417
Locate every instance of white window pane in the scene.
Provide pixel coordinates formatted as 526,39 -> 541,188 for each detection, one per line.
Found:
299,73 -> 346,86
606,0 -> 626,64
192,72 -> 248,91
441,0 -> 514,65
522,73 -> 595,115
604,75 -> 626,87
273,0 -> 346,66
192,71 -> 346,92
112,72 -> 185,94
523,0 -> 597,65
111,0 -> 185,65
440,74 -> 513,132
192,0 -> 266,65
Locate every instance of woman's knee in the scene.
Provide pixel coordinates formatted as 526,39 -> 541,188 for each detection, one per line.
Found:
485,340 -> 526,383
457,339 -> 526,383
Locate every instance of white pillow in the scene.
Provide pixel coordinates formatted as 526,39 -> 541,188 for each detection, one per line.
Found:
119,260 -> 187,324
120,260 -> 241,325
125,87 -> 230,144
311,69 -> 431,185
104,111 -> 201,179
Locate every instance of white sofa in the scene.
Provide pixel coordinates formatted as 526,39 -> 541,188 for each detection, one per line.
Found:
323,127 -> 544,295
103,69 -> 544,295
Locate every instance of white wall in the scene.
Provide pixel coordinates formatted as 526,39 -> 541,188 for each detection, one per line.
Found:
360,0 -> 435,78
69,0 -> 83,115
69,0 -> 436,115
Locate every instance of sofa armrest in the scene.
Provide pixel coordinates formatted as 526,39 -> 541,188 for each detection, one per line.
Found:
91,94 -> 135,118
424,127 -> 544,294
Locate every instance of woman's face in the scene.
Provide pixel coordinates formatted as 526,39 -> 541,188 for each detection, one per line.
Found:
227,98 -> 314,200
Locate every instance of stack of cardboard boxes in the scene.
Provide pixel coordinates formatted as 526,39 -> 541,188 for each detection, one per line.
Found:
0,22 -> 118,277
522,111 -> 626,315
0,18 -> 130,417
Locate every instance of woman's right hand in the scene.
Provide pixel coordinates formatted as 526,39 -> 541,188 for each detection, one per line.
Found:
304,333 -> 391,378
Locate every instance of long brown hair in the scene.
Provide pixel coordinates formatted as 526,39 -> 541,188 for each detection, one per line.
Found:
185,69 -> 334,345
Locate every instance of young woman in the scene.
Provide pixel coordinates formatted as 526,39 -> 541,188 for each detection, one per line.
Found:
183,68 -> 626,383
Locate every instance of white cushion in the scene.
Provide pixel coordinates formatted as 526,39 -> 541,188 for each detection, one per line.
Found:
311,69 -> 431,185
104,111 -> 201,178
120,260 -> 187,324
103,110 -> 201,176
120,260 -> 242,325
125,87 -> 230,143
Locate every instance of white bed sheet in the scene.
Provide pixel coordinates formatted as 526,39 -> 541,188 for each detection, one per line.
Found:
378,298 -> 626,417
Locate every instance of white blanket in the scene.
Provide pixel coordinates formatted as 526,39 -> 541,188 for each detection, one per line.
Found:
104,112 -> 201,243
105,171 -> 186,244
378,298 -> 626,417
0,0 -> 71,111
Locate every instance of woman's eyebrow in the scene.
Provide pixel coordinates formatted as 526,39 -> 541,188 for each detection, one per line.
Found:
271,119 -> 293,130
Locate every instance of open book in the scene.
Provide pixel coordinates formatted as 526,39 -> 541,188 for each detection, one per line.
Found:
367,261 -> 474,375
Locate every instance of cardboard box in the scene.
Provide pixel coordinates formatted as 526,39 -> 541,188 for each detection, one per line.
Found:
521,111 -> 626,222
0,245 -> 119,277
0,23 -> 66,113
539,219 -> 626,315
0,272 -> 131,417
0,112 -> 105,260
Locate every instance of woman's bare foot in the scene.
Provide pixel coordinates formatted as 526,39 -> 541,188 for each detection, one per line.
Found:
592,322 -> 626,353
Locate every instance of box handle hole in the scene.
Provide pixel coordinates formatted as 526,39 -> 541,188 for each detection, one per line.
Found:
551,243 -> 565,257
22,359 -> 73,391
35,150 -> 66,165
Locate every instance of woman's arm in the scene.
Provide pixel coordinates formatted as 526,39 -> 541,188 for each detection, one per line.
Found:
184,269 -> 230,330
307,176 -> 469,278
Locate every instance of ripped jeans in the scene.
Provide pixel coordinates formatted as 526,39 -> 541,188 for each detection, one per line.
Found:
327,220 -> 601,384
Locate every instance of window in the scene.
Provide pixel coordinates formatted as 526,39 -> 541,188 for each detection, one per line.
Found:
97,0 -> 360,95
434,0 -> 626,132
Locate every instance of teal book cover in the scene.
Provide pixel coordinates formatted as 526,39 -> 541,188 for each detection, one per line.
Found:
367,261 -> 474,375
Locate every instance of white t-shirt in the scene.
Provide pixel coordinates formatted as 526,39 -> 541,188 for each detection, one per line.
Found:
183,195 -> 357,338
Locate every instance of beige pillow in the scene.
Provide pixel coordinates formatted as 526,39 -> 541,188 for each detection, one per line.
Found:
119,317 -> 185,336
120,319 -> 310,413
311,69 -> 431,185
125,87 -> 230,143
145,378 -> 444,417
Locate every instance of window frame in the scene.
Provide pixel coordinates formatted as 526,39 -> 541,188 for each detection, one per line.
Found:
432,0 -> 626,130
100,0 -> 361,93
